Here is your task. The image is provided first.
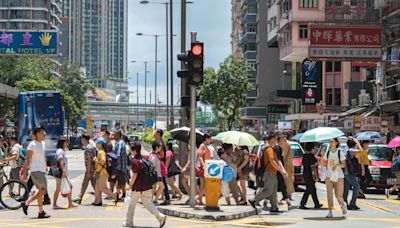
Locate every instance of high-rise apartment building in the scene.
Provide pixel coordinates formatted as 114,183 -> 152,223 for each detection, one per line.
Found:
0,0 -> 62,30
61,0 -> 128,80
232,0 -> 287,131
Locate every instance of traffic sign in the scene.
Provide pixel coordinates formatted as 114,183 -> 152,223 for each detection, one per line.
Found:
204,160 -> 224,179
146,119 -> 154,128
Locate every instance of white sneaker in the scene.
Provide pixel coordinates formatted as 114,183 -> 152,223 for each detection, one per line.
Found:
122,222 -> 133,227
286,199 -> 292,207
159,215 -> 167,228
326,210 -> 333,218
341,203 -> 348,216
385,189 -> 390,199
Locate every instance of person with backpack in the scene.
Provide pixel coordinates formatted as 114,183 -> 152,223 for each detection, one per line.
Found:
386,147 -> 400,199
343,138 -> 362,210
93,138 -> 117,206
74,134 -> 97,205
124,142 -> 167,228
322,137 -> 347,218
248,133 -> 288,214
299,142 -> 322,210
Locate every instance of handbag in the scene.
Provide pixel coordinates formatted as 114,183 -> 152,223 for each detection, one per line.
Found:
167,154 -> 181,177
51,160 -> 62,178
195,166 -> 204,178
61,177 -> 71,197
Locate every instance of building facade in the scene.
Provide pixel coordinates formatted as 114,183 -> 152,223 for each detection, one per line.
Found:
61,0 -> 128,81
232,0 -> 289,131
0,0 -> 62,30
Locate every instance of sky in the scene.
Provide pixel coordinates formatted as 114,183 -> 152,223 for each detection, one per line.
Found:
127,0 -> 231,105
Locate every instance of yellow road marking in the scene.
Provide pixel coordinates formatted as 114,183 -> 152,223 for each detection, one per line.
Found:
358,199 -> 393,213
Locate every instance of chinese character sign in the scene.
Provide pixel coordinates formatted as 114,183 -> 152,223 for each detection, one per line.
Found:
360,116 -> 381,131
0,30 -> 58,56
310,26 -> 382,46
309,25 -> 382,61
302,59 -> 322,105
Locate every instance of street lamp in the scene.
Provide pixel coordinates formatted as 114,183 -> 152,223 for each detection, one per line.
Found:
136,33 -> 175,129
131,60 -> 158,124
130,71 -> 150,127
140,0 -> 193,130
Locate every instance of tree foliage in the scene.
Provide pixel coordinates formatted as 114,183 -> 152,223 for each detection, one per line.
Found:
0,57 -> 91,129
199,55 -> 253,130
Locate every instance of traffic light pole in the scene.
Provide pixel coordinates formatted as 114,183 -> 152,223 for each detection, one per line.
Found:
178,0 -> 188,202
189,31 -> 197,208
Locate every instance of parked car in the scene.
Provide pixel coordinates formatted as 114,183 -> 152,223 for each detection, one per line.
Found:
367,144 -> 396,189
68,135 -> 82,150
316,143 -> 396,189
250,141 -> 306,188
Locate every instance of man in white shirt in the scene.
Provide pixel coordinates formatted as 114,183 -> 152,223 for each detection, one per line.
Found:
20,127 -> 50,219
4,136 -> 22,180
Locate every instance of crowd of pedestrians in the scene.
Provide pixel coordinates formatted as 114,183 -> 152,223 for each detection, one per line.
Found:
0,126 -> 399,226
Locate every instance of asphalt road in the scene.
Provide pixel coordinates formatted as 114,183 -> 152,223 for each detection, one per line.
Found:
0,149 -> 399,228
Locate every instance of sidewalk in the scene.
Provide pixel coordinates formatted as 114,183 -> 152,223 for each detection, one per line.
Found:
156,191 -> 261,221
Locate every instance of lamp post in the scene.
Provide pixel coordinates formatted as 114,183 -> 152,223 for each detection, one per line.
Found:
130,71 -> 150,127
131,60 -> 158,124
137,33 -> 173,129
139,0 -> 193,129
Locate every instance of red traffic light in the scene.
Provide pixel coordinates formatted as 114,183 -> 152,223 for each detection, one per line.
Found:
191,43 -> 203,56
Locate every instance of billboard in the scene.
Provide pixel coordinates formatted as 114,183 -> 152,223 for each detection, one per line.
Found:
0,30 -> 58,56
309,25 -> 382,61
301,58 -> 322,105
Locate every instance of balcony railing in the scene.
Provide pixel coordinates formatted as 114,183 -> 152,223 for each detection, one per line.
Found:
325,0 -> 380,24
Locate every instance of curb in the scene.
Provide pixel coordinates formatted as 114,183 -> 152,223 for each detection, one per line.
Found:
158,206 -> 260,221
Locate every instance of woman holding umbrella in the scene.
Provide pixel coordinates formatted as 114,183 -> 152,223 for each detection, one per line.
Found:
322,138 -> 347,218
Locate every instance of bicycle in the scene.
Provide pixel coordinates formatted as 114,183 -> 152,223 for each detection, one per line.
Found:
0,162 -> 29,210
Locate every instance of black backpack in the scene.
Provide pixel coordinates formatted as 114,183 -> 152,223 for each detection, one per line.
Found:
139,157 -> 158,190
345,150 -> 361,176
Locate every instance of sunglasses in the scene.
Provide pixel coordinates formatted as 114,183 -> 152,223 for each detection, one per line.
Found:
329,140 -> 335,143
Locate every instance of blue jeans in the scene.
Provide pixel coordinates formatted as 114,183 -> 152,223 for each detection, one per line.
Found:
344,174 -> 360,206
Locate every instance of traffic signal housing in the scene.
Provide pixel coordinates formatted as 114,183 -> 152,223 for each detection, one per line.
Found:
176,42 -> 204,87
189,42 -> 204,86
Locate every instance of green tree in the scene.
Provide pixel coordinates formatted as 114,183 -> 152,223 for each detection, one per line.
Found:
59,63 -> 93,130
199,55 -> 253,130
0,57 -> 57,120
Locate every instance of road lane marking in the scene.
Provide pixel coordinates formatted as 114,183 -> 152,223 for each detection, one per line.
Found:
357,199 -> 393,213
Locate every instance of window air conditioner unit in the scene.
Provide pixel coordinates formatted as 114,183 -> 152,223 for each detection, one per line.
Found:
358,89 -> 371,107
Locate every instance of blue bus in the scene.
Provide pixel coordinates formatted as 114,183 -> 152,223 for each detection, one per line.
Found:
18,91 -> 64,165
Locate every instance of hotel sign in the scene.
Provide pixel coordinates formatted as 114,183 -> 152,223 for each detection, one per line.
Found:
309,25 -> 382,61
0,30 -> 58,56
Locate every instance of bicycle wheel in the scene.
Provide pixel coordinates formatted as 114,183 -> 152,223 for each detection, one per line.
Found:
0,180 -> 29,210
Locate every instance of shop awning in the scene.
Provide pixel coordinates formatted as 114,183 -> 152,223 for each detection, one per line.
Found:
338,106 -> 367,117
0,83 -> 19,99
361,107 -> 378,117
380,100 -> 400,113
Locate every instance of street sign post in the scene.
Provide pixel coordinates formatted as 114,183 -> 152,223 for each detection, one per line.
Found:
204,160 -> 224,210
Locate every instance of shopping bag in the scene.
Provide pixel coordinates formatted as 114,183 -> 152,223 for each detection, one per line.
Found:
319,165 -> 326,182
124,191 -> 132,209
61,177 -> 71,197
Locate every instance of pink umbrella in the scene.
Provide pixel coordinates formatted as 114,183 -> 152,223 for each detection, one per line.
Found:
387,136 -> 400,148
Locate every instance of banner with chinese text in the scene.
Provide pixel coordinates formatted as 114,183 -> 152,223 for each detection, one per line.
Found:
0,30 -> 58,56
309,25 -> 382,61
301,58 -> 322,105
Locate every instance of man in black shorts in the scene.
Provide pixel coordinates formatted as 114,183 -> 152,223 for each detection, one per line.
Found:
20,127 -> 51,218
